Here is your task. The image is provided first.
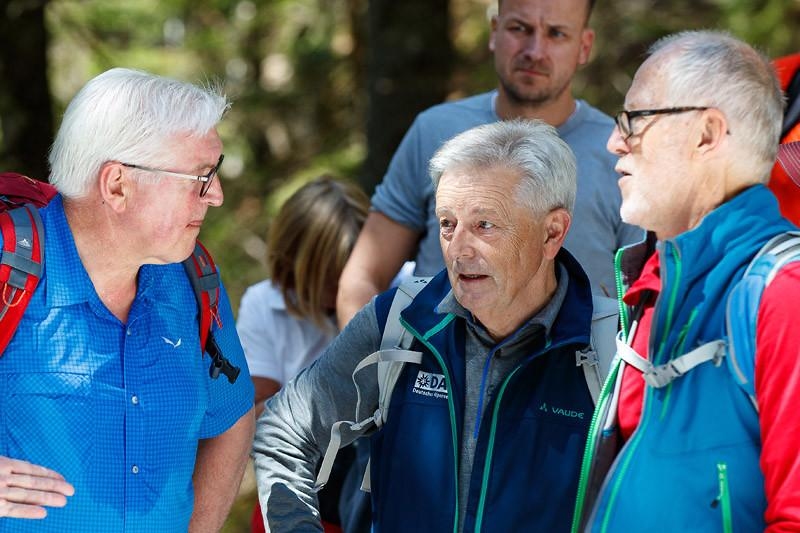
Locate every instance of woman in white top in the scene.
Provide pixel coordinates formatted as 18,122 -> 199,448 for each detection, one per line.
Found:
237,175 -> 369,415
238,176 -> 369,533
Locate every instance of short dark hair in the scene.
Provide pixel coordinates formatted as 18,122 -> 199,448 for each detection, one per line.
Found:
497,0 -> 596,21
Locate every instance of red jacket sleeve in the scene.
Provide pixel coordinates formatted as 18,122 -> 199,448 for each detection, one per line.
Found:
756,261 -> 800,531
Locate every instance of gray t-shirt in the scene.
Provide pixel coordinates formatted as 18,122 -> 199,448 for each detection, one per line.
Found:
371,91 -> 643,296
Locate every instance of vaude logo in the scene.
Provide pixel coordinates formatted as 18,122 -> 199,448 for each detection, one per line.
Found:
539,402 -> 585,419
413,371 -> 448,399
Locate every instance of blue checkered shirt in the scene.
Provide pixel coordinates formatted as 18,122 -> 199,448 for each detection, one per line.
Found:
0,195 -> 254,532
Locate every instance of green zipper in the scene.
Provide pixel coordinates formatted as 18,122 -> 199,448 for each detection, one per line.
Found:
714,462 -> 733,533
400,313 -> 460,533
659,306 -> 698,420
570,247 -> 629,533
598,243 -> 683,533
473,364 -> 524,532
570,358 -> 622,533
614,247 -> 630,338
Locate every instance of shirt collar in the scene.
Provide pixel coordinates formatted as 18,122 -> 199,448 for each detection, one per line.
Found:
436,262 -> 569,344
41,195 -> 95,308
41,195 -> 156,310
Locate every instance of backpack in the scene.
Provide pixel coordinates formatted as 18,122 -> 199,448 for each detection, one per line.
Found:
615,231 -> 800,409
0,172 -> 240,383
315,277 -> 619,491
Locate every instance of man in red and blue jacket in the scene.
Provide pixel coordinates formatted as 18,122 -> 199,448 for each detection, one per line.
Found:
573,31 -> 800,533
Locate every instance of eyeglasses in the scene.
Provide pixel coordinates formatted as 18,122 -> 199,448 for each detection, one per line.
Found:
615,107 -> 709,140
121,154 -> 224,197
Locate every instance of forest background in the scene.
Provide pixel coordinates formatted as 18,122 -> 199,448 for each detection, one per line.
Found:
1,0 -> 799,530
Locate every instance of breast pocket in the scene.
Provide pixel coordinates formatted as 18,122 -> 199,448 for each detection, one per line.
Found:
2,372 -> 95,468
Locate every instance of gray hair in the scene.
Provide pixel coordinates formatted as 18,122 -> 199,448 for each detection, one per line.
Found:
48,67 -> 230,198
648,31 -> 783,182
429,119 -> 577,215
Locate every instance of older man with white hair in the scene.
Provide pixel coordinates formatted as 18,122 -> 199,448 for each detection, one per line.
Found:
573,31 -> 800,532
254,119 -> 612,533
0,68 -> 254,532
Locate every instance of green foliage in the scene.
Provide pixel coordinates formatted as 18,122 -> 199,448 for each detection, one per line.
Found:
37,0 -> 800,316
21,1 -> 800,529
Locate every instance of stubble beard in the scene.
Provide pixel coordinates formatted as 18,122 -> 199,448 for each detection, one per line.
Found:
498,71 -> 570,110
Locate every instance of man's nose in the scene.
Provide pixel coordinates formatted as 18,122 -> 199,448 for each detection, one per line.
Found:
447,225 -> 475,260
521,31 -> 547,60
607,124 -> 629,156
202,177 -> 224,207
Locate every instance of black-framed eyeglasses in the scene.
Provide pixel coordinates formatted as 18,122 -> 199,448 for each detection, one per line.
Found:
615,107 -> 709,140
121,154 -> 224,197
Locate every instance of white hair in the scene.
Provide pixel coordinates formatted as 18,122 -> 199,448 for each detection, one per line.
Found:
48,67 -> 230,198
649,31 -> 783,182
429,119 -> 577,215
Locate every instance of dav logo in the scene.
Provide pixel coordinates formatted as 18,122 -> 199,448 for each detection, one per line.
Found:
413,371 -> 448,399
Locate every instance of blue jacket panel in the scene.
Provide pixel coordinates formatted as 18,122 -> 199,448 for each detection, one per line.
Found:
588,186 -> 796,532
370,251 -> 596,533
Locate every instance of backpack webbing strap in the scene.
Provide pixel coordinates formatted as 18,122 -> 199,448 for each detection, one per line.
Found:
725,231 -> 800,409
182,241 -> 221,351
0,206 -> 44,354
315,348 -> 422,491
316,277 -> 429,492
616,332 -> 726,389
577,294 -> 619,404
182,241 -> 240,383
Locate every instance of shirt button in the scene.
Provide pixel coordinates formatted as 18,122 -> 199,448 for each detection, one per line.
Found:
126,328 -> 132,336
131,465 -> 139,474
131,395 -> 139,405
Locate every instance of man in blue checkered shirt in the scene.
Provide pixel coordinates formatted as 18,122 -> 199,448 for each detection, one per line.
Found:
0,68 -> 255,532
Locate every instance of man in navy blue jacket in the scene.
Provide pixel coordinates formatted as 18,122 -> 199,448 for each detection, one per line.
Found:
253,119 -> 605,532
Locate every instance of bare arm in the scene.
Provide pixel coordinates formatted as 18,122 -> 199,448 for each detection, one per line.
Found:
336,212 -> 418,328
189,408 -> 255,533
0,456 -> 74,519
253,376 -> 282,418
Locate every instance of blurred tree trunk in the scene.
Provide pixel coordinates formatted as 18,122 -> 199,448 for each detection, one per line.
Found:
0,0 -> 52,181
359,0 -> 452,194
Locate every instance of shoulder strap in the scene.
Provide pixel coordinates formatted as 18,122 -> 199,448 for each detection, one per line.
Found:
181,241 -> 239,383
576,294 -> 619,404
726,231 -> 800,410
0,206 -> 45,355
376,277 -> 429,419
316,277 -> 428,492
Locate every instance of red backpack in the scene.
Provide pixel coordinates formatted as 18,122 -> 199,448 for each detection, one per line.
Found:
0,172 -> 240,383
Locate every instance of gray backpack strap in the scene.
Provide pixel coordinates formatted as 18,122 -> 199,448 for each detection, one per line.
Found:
315,277 -> 430,492
725,231 -> 800,411
577,294 -> 619,404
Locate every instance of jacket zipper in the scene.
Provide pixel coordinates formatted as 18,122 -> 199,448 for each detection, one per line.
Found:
475,336 -> 594,532
711,462 -> 733,533
579,242 -> 684,532
400,313 -> 460,533
570,357 -> 622,533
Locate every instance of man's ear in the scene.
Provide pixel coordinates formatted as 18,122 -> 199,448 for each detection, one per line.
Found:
578,28 -> 595,66
695,108 -> 728,156
542,208 -> 571,260
489,15 -> 498,53
98,162 -> 129,212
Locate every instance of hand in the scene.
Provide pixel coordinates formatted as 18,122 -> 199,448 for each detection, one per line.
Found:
0,456 -> 74,518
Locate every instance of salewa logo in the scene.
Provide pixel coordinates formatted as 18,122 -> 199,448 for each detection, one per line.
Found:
412,371 -> 448,399
538,402 -> 584,419
17,238 -> 31,249
162,337 -> 182,348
